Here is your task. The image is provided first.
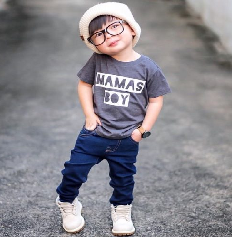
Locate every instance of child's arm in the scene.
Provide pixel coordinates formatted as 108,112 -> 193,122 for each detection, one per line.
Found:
132,96 -> 163,142
78,80 -> 101,130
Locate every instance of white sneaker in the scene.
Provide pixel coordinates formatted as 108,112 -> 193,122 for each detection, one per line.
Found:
56,196 -> 85,233
111,204 -> 135,236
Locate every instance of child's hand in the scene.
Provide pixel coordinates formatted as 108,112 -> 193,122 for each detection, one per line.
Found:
85,113 -> 101,130
131,129 -> 142,143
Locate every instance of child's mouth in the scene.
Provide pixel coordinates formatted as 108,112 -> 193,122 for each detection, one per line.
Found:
109,40 -> 119,47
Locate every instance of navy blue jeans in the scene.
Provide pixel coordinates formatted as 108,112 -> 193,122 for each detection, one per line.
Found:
56,127 -> 139,205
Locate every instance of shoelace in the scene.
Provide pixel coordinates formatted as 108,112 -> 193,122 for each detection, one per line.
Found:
59,202 -> 76,216
112,205 -> 131,221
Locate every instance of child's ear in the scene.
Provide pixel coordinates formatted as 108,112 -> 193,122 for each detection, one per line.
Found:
131,30 -> 136,36
127,24 -> 136,36
129,27 -> 136,37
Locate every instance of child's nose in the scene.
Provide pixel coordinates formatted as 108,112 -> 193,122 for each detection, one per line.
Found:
105,32 -> 113,39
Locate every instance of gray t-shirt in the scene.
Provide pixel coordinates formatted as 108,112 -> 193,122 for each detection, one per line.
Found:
77,53 -> 171,139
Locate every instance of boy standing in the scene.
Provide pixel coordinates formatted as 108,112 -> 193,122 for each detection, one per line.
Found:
56,2 -> 171,236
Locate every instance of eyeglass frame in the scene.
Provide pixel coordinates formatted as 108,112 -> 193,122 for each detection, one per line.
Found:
87,20 -> 127,46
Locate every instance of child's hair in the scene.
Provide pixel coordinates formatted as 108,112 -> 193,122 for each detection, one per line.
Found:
89,15 -> 120,35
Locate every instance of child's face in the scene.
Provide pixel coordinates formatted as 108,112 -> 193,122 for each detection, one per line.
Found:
92,19 -> 136,56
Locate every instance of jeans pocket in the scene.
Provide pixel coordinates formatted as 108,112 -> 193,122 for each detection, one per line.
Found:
79,126 -> 97,137
128,136 -> 139,145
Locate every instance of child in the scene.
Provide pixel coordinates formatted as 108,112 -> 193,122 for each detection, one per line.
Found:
56,2 -> 171,236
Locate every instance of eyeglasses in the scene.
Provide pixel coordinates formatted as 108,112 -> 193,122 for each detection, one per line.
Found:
88,20 -> 126,46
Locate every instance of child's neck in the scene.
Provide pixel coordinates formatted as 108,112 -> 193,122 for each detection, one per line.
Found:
111,50 -> 140,62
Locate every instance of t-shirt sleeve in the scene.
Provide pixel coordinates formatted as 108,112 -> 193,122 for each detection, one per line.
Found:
77,53 -> 96,85
147,68 -> 171,98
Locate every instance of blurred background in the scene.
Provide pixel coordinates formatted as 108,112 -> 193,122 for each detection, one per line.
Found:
186,0 -> 232,55
0,0 -> 232,236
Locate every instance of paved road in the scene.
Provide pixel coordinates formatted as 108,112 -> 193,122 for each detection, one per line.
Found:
0,0 -> 232,236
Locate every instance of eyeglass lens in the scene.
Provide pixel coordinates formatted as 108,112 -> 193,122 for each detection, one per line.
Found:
89,21 -> 124,46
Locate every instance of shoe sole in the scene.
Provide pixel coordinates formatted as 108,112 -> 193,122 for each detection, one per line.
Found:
112,230 -> 135,236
